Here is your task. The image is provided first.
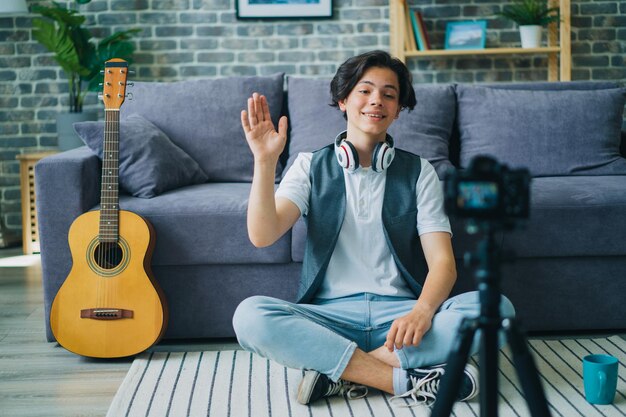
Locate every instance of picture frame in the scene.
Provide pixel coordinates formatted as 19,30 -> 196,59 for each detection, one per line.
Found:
444,20 -> 487,50
236,0 -> 333,19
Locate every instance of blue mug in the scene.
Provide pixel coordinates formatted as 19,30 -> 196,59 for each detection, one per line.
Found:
583,354 -> 619,405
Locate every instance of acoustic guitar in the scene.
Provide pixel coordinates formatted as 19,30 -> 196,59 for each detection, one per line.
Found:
50,58 -> 168,358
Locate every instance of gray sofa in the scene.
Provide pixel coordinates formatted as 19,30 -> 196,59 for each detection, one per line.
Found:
36,74 -> 626,343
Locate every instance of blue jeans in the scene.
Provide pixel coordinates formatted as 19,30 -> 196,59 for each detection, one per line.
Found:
232,291 -> 515,382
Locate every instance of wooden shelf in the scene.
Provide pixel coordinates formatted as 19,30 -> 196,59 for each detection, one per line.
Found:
404,47 -> 561,58
390,0 -> 571,82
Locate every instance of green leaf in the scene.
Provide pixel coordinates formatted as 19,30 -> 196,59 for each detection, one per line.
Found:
495,0 -> 560,26
32,3 -> 85,27
31,1 -> 139,111
32,17 -> 83,75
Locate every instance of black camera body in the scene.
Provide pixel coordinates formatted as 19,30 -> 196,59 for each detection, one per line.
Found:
445,156 -> 531,222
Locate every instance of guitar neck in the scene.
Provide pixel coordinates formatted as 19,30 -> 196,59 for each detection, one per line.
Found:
100,109 -> 120,242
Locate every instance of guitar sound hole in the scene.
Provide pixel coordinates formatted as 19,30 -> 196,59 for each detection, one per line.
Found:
94,242 -> 124,270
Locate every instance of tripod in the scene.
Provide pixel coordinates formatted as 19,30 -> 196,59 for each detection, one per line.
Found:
430,221 -> 551,417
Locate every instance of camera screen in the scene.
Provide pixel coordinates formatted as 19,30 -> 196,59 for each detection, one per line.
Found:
457,181 -> 499,210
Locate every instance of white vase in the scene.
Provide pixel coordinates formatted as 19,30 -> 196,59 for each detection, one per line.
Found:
519,25 -> 542,48
56,111 -> 98,151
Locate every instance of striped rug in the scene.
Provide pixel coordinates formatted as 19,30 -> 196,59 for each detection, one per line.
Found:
107,336 -> 626,417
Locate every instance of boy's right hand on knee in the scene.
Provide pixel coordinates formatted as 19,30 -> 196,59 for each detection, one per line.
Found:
385,307 -> 434,351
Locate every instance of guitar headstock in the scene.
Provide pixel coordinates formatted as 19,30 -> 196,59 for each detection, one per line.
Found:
101,58 -> 129,110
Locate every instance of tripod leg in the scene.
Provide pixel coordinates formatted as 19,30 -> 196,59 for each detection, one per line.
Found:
504,319 -> 552,417
431,317 -> 479,417
480,316 -> 501,417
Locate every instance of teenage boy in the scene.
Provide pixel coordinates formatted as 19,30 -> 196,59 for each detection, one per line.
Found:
233,50 -> 514,407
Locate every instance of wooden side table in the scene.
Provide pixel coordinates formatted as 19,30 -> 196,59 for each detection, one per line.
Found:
16,152 -> 57,255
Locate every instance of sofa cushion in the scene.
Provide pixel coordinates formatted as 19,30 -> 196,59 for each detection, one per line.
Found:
388,84 -> 457,178
116,183 -> 292,265
75,114 -> 208,198
482,80 -> 620,91
456,85 -> 626,176
120,74 -> 285,182
502,176 -> 626,257
285,77 -> 344,171
286,77 -> 456,178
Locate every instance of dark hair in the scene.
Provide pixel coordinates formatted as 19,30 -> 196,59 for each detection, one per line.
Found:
330,50 -> 417,115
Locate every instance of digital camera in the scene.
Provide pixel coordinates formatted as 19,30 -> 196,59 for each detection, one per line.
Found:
445,156 -> 531,221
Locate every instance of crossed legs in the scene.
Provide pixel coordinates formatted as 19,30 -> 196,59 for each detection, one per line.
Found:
232,292 -> 514,395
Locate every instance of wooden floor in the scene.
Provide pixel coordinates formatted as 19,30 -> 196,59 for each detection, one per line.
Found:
0,248 -> 239,417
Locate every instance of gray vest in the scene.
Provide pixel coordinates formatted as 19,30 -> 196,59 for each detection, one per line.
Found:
296,144 -> 428,303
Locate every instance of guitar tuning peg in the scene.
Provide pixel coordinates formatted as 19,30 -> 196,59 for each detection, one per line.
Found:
100,70 -> 104,74
125,92 -> 134,100
126,82 -> 135,87
128,70 -> 136,75
97,93 -> 103,101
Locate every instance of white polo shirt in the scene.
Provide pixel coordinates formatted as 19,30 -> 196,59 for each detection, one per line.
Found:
276,152 -> 451,300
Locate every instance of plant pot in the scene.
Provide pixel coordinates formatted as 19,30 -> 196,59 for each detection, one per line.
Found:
56,111 -> 97,151
519,25 -> 542,48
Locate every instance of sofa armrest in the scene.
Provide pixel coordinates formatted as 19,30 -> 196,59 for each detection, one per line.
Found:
35,146 -> 101,341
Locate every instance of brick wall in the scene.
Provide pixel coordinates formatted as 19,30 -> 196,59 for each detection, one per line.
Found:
0,0 -> 624,247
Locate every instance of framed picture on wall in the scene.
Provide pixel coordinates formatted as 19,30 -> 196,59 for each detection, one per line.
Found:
236,0 -> 333,19
444,20 -> 487,50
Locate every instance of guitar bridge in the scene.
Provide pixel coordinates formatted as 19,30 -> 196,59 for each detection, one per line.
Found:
80,308 -> 134,320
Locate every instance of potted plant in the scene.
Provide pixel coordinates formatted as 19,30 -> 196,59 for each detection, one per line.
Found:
496,0 -> 560,49
31,0 -> 140,150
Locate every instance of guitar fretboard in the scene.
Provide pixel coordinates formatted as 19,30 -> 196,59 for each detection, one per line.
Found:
99,109 -> 120,243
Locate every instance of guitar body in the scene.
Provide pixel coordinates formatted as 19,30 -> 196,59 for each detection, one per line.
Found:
50,210 -> 167,358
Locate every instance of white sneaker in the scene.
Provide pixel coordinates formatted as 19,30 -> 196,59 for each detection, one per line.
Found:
390,363 -> 479,407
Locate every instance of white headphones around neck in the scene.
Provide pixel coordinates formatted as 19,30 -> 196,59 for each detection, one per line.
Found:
334,131 -> 395,173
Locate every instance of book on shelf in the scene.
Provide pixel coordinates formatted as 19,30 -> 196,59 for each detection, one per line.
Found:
408,10 -> 424,51
415,11 -> 432,50
403,0 -> 418,51
410,10 -> 431,51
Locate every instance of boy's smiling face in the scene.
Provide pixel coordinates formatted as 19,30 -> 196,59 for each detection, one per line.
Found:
338,66 -> 401,143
